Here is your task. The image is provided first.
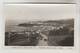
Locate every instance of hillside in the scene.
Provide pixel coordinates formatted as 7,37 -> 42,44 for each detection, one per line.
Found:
43,19 -> 74,24
18,19 -> 74,27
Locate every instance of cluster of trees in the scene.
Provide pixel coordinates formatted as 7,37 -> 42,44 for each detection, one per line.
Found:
49,27 -> 74,36
59,36 -> 74,46
48,26 -> 74,46
29,32 -> 39,42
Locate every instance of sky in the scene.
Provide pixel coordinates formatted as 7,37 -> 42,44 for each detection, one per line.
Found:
4,4 -> 76,21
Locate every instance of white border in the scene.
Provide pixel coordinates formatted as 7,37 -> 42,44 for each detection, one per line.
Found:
0,0 -> 80,53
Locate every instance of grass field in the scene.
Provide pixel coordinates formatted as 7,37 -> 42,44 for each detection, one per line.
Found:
5,33 -> 39,46
48,36 -> 74,46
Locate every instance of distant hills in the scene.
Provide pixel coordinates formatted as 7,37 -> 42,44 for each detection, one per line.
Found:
18,19 -> 74,27
43,19 -> 74,24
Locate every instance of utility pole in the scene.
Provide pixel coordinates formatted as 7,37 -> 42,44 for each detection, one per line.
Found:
27,32 -> 30,43
8,30 -> 11,45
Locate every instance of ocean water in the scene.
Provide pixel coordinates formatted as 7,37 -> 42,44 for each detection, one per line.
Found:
5,20 -> 28,32
5,20 -> 41,32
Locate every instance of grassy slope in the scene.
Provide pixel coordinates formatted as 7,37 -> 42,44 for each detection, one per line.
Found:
48,36 -> 74,46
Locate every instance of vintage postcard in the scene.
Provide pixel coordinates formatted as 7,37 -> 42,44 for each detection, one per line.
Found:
3,3 -> 76,50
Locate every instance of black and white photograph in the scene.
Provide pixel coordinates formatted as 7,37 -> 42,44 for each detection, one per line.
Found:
4,4 -> 76,46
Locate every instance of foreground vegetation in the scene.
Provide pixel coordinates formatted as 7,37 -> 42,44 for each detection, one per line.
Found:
48,26 -> 74,46
5,31 -> 39,46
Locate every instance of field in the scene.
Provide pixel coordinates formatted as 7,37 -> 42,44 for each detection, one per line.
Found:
48,36 -> 74,46
5,33 -> 39,46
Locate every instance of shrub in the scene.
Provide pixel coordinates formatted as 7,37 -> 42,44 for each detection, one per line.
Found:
59,37 -> 74,46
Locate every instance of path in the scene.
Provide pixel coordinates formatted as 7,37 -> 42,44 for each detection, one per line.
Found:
36,33 -> 48,46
